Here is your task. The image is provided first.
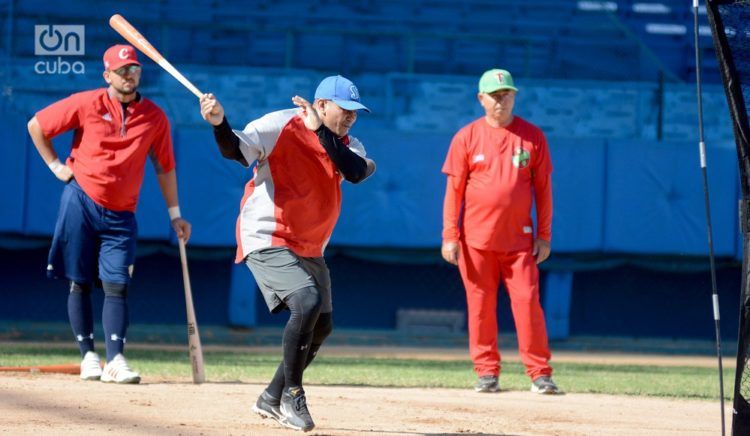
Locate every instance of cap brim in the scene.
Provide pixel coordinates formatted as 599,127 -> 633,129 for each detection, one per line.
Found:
107,60 -> 142,71
332,99 -> 371,113
482,85 -> 518,93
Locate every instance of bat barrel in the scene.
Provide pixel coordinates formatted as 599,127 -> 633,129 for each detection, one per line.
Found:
178,238 -> 206,384
109,14 -> 203,99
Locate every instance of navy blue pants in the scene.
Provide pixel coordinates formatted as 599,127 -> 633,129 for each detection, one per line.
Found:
47,180 -> 137,285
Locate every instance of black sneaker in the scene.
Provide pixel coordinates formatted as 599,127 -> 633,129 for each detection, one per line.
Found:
474,375 -> 500,393
252,390 -> 282,421
280,386 -> 315,432
531,376 -> 560,394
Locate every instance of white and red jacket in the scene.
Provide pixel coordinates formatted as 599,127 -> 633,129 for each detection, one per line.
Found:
232,109 -> 368,262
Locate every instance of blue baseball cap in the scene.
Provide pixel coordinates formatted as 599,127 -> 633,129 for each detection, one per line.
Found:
314,75 -> 370,112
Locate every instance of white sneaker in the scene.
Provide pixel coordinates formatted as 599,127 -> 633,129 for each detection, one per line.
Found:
101,354 -> 141,384
80,351 -> 102,381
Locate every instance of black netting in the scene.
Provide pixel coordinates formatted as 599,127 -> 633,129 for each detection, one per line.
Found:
717,1 -> 750,144
742,352 -> 750,398
708,1 -> 750,434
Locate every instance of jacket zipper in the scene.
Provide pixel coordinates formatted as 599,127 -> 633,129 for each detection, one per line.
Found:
120,105 -> 127,137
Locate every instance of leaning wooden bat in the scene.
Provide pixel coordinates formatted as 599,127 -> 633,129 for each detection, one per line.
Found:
178,238 -> 206,384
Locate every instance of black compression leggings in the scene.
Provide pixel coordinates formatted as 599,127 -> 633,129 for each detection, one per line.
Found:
266,287 -> 334,398
286,286 -> 322,334
281,287 -> 322,390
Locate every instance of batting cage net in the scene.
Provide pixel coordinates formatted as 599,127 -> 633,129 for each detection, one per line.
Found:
706,1 -> 750,434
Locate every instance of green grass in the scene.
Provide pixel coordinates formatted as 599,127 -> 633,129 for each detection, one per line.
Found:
0,344 -> 733,400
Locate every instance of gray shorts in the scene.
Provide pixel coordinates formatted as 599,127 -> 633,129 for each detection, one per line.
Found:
244,247 -> 332,314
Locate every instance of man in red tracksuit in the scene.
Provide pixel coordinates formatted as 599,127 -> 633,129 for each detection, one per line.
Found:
441,68 -> 559,394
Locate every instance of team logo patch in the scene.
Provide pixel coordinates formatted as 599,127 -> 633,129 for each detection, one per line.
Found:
512,147 -> 530,169
349,85 -> 360,101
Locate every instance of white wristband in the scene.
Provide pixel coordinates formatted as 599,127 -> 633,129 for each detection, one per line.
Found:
48,159 -> 64,175
168,206 -> 181,221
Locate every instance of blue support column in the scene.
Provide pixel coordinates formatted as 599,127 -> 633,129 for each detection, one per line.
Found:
228,263 -> 257,327
542,271 -> 574,340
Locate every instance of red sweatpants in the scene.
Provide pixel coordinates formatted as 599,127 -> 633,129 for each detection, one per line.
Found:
457,241 -> 552,380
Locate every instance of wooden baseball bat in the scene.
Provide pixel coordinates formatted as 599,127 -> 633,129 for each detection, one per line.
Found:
178,237 -> 206,384
109,14 -> 204,98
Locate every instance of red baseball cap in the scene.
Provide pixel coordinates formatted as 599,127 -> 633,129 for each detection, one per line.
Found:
103,44 -> 141,71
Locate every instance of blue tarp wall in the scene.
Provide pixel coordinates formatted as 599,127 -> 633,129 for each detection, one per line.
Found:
1,112 -> 739,258
0,70 -> 742,339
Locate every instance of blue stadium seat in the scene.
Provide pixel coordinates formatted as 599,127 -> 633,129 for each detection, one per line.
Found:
164,0 -> 215,23
245,31 -> 289,68
4,0 -> 721,82
411,38 -> 451,74
293,33 -> 345,71
347,35 -> 404,73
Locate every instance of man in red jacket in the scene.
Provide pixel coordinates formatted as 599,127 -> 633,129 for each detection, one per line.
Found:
27,45 -> 191,384
441,68 -> 558,395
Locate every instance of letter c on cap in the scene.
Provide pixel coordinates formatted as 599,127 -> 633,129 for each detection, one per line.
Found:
118,48 -> 129,59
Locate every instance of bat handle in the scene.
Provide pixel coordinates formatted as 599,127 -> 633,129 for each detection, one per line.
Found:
178,237 -> 190,279
158,59 -> 204,99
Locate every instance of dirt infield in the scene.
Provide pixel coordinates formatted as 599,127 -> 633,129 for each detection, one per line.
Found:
0,371 -> 729,435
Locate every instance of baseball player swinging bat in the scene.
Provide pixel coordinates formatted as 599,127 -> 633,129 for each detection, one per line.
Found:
109,14 -> 203,98
179,238 -> 206,384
